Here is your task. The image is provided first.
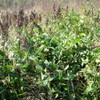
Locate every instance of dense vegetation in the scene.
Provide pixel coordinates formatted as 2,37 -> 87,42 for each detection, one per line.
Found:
0,2 -> 100,100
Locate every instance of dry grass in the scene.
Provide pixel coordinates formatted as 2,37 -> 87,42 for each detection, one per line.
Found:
0,0 -> 100,15
0,0 -> 99,32
0,0 -> 99,36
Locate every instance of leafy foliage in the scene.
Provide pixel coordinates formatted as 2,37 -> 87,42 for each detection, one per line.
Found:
0,5 -> 100,100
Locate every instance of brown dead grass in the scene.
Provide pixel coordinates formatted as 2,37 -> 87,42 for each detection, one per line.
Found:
0,0 -> 100,15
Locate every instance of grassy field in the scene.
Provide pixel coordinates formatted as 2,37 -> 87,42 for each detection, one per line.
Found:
0,0 -> 100,100
0,0 -> 100,12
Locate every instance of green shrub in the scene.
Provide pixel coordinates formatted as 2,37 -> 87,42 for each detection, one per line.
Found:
0,7 -> 100,100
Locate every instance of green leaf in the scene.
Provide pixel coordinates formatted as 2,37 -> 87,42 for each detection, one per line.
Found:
0,50 -> 5,57
96,59 -> 100,63
97,10 -> 100,14
22,64 -> 28,68
68,71 -> 74,80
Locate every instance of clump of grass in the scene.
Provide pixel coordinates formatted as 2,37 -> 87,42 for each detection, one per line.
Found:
38,14 -> 42,22
46,17 -> 49,26
24,15 -> 28,27
17,8 -> 24,30
53,3 -> 56,12
0,20 -> 9,42
56,5 -> 61,17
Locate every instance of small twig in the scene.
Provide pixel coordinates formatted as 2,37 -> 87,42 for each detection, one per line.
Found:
39,94 -> 45,100
70,79 -> 75,94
